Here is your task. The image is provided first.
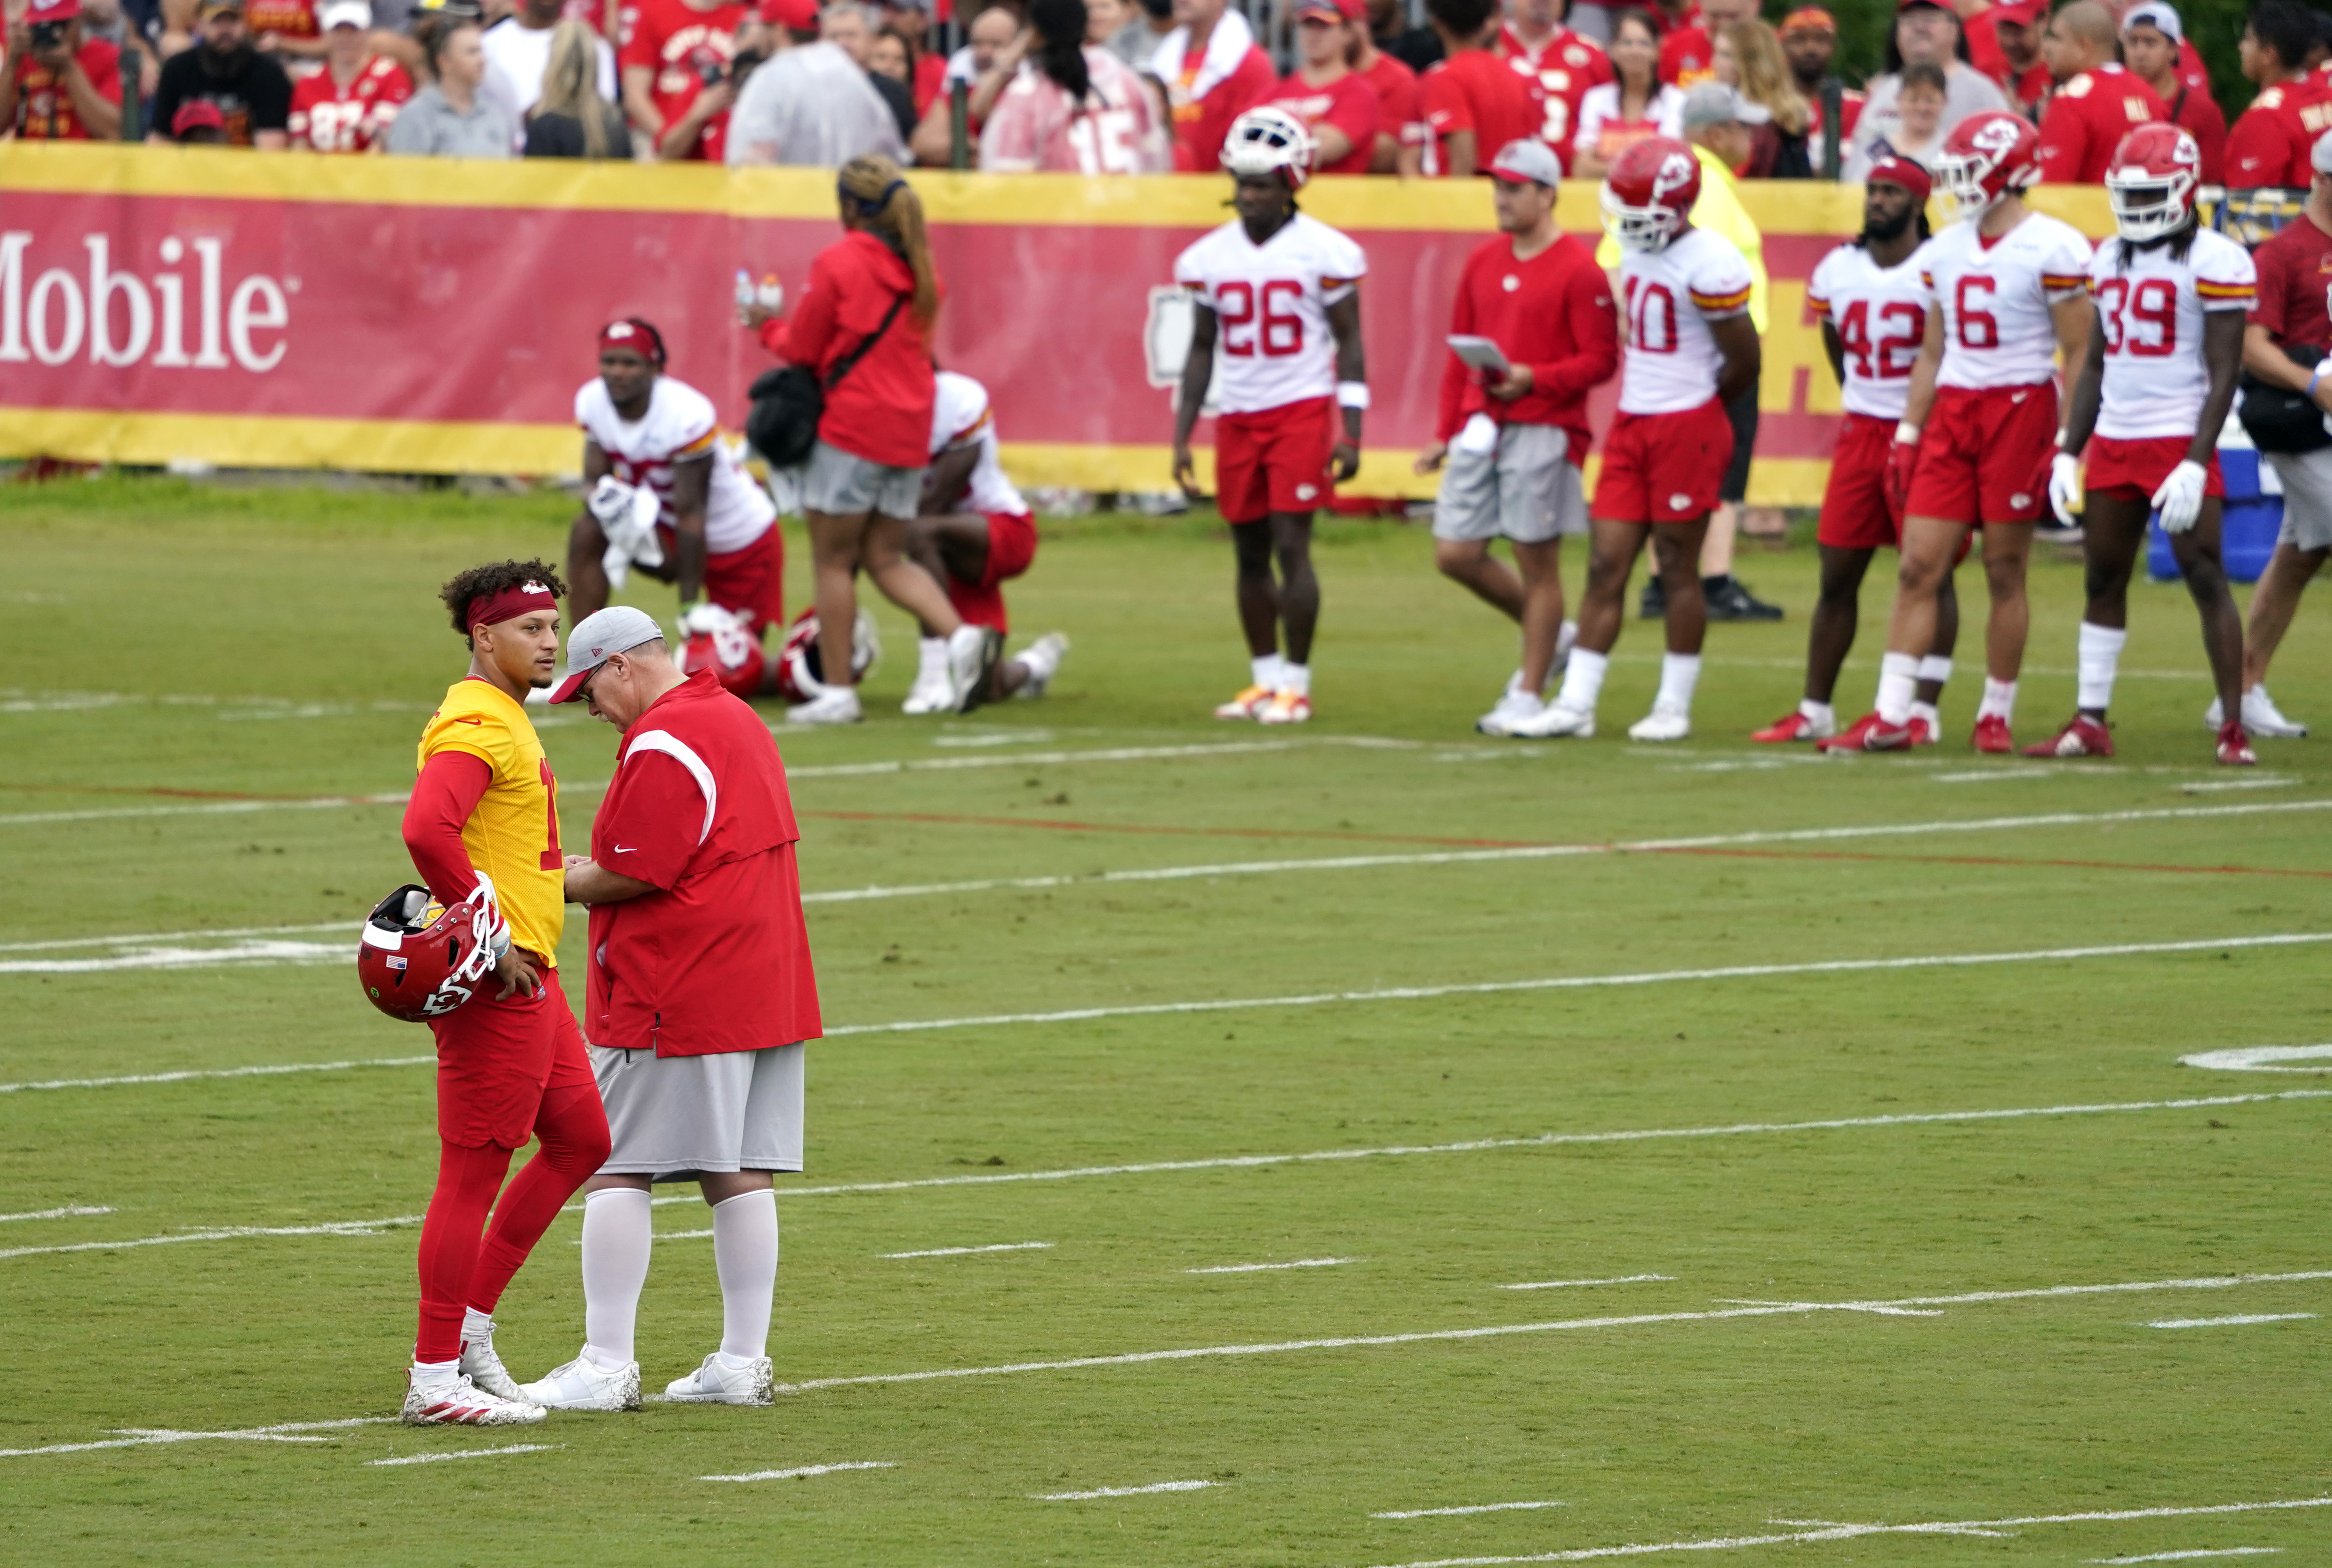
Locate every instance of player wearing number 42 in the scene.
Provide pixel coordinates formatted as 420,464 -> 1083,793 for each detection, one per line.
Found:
2034,124 -> 2259,767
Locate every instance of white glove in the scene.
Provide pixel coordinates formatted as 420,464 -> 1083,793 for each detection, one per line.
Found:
678,601 -> 741,638
2151,458 -> 2208,535
588,476 -> 665,568
2046,451 -> 2083,529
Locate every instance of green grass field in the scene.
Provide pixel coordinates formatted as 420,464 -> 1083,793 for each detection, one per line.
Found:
1,475 -> 2328,1567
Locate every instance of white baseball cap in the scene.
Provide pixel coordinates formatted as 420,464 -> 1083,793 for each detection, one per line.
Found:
2121,0 -> 2181,43
2316,127 -> 2332,179
1487,138 -> 1563,187
549,605 -> 665,704
320,0 -> 371,27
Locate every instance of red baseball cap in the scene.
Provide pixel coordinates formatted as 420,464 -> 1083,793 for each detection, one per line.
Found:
1989,0 -> 2042,25
172,100 -> 227,135
759,0 -> 817,28
27,0 -> 83,21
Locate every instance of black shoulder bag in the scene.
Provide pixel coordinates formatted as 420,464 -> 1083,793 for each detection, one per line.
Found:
745,290 -> 911,469
2237,341 -> 2332,455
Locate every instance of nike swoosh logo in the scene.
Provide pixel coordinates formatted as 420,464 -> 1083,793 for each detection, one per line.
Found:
2011,392 -> 2028,403
613,845 -> 636,854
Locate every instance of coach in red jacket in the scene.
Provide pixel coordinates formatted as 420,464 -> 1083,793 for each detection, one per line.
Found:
1416,138 -> 1620,737
515,604 -> 821,1415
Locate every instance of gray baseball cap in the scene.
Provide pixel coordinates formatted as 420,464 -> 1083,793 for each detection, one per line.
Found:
1487,138 -> 1563,188
1680,82 -> 1771,130
549,604 -> 665,703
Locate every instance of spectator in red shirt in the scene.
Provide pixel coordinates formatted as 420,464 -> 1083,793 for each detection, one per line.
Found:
1777,7 -> 1862,177
2033,0 -> 2165,184
2122,3 -> 2223,187
619,0 -> 751,158
1657,0 -> 1746,89
1265,0 -> 1379,176
2226,0 -> 2328,191
1420,0 -> 1536,176
1351,0 -> 1423,173
1498,0 -> 1612,173
1149,0 -> 1275,172
1418,136 -> 1620,734
289,0 -> 414,151
5,0 -> 122,141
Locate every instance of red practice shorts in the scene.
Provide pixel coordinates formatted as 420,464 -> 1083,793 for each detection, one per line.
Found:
658,523 -> 786,635
1906,383 -> 2058,526
2085,435 -> 2224,503
1216,395 -> 1337,524
428,967 -> 596,1150
1818,411 -> 1905,550
944,509 -> 1039,634
1593,399 -> 1733,524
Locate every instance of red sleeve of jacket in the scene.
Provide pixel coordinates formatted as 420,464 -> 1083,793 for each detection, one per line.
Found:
2178,89 -> 2227,186
401,749 -> 493,909
2222,99 -> 2293,190
1436,250 -> 1479,443
757,249 -> 842,369
1530,249 -> 1621,403
2031,92 -> 2087,184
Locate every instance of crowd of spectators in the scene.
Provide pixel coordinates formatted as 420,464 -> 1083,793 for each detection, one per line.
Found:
4,0 -> 2331,192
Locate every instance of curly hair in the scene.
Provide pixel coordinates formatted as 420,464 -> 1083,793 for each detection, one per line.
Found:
439,559 -> 567,639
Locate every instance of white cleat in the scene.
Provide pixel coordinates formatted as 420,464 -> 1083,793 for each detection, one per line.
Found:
1476,689 -> 1545,737
786,685 -> 862,725
1213,684 -> 1273,720
1627,703 -> 1692,742
1508,699 -> 1596,739
665,1351 -> 775,1407
459,1315 -> 525,1402
2207,686 -> 2309,739
1013,632 -> 1069,699
900,651 -> 954,715
946,624 -> 1003,713
518,1352 -> 642,1412
401,1369 -> 545,1427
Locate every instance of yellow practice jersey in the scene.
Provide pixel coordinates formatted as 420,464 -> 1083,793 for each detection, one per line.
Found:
415,677 -> 566,963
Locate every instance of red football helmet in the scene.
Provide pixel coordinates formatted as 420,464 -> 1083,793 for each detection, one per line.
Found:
677,604 -> 769,698
1937,111 -> 2039,217
356,879 -> 506,1022
1601,137 -> 1700,253
2105,123 -> 2201,243
773,607 -> 881,703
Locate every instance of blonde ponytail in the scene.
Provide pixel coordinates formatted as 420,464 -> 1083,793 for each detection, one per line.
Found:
837,155 -> 940,331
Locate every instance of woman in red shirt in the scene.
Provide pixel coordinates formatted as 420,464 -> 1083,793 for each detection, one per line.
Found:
752,155 -> 993,723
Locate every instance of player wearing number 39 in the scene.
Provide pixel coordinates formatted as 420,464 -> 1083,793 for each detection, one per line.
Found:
2031,125 -> 2258,766
1172,106 -> 1369,726
518,606 -> 822,1412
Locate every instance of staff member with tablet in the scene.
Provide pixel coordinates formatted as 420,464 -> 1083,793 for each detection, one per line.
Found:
1416,139 -> 1620,736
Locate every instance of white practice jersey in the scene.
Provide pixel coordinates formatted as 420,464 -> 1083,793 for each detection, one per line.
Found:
576,374 -> 775,553
1807,239 -> 1932,421
1616,226 -> 1754,416
929,370 -> 1029,518
2090,228 -> 2258,441
1921,211 -> 2093,392
1173,212 -> 1366,416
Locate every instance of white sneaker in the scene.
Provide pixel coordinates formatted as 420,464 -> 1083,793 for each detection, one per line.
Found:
946,624 -> 1002,713
518,1352 -> 642,1412
900,639 -> 953,715
1627,703 -> 1692,742
1476,689 -> 1545,736
664,1351 -> 774,1407
459,1315 -> 524,1402
1509,699 -> 1596,739
1013,632 -> 1069,699
786,685 -> 862,725
2223,685 -> 2308,738
402,1368 -> 545,1427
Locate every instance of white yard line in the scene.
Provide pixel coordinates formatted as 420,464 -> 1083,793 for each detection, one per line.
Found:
364,1444 -> 558,1467
2180,1045 -> 2332,1073
1033,1480 -> 1212,1500
0,1205 -> 112,1224
1375,1502 -> 1568,1519
0,938 -> 349,974
1500,1275 -> 1674,1291
2146,1313 -> 2316,1329
1360,1498 -> 2332,1568
768,1270 -> 2332,1395
884,1242 -> 1054,1259
0,793 -> 411,828
0,1417 -> 394,1459
0,1056 -> 433,1095
1187,1257 -> 1355,1274
701,1460 -> 899,1483
0,1215 -> 419,1262
2090,1551 -> 2284,1563
0,920 -> 349,953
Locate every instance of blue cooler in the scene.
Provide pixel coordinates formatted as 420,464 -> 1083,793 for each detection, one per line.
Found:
2146,422 -> 2281,583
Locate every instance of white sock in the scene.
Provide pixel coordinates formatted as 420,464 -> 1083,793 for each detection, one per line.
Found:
711,1189 -> 779,1363
411,1356 -> 460,1385
1979,676 -> 2018,722
1875,651 -> 1919,725
1555,648 -> 1609,712
1018,637 -> 1060,683
1918,654 -> 1953,688
1279,662 -> 1311,696
1910,700 -> 1941,731
461,1306 -> 494,1344
580,1187 -> 652,1367
1556,619 -> 1579,662
1799,698 -> 1835,727
2076,622 -> 2125,714
1654,652 -> 1700,712
1250,653 -> 1282,690
916,636 -> 946,684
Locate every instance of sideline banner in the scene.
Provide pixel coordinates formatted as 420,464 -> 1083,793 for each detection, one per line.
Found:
0,144 -> 2112,505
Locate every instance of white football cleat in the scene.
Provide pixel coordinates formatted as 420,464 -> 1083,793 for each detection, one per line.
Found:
1627,703 -> 1692,742
1256,689 -> 1312,725
518,1352 -> 642,1412
1213,684 -> 1273,720
900,639 -> 953,715
945,624 -> 1002,712
1476,688 -> 1545,737
1013,632 -> 1069,699
664,1351 -> 774,1407
402,1369 -> 545,1427
1509,699 -> 1595,739
2206,685 -> 2308,739
786,685 -> 862,725
459,1315 -> 525,1403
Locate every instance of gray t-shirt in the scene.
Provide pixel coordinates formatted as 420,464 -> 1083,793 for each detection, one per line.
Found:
383,81 -> 518,158
1849,63 -> 2009,172
725,40 -> 906,166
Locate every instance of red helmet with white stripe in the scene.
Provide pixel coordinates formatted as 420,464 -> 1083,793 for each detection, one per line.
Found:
1601,137 -> 1700,253
356,880 -> 505,1022
2104,123 -> 2201,243
677,604 -> 769,698
773,608 -> 881,703
1937,111 -> 2039,218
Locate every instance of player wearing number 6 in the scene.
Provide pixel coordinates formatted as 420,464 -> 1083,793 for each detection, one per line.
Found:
1173,106 -> 1368,726
2029,125 -> 2257,766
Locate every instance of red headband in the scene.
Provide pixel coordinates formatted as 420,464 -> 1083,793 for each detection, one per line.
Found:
1866,155 -> 1932,205
466,580 -> 558,633
599,319 -> 661,363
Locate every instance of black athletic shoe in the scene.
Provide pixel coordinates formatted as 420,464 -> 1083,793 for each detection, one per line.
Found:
1639,576 -> 1666,619
1703,574 -> 1784,622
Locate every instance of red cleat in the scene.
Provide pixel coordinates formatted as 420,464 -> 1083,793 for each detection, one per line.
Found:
1819,713 -> 1920,752
1907,715 -> 1937,747
1971,714 -> 2015,754
1817,712 -> 1883,752
2216,719 -> 2257,766
2022,714 -> 2114,758
1752,711 -> 1829,744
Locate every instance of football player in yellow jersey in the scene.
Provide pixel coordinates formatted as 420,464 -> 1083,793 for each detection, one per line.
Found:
396,561 -> 611,1426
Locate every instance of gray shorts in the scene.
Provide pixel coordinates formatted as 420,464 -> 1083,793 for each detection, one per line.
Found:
1432,424 -> 1587,543
593,1041 -> 805,1182
2266,447 -> 2332,551
804,439 -> 923,519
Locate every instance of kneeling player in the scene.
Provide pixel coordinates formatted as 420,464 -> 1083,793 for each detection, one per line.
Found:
900,369 -> 1069,711
1513,137 -> 1759,741
2031,126 -> 2256,765
1171,108 -> 1369,726
1753,159 -> 1962,748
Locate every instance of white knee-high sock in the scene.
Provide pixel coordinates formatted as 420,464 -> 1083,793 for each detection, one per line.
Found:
1556,648 -> 1609,712
1979,677 -> 2018,722
2076,622 -> 2126,714
580,1187 -> 651,1367
1875,651 -> 1919,724
1654,652 -> 1701,712
711,1189 -> 779,1363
